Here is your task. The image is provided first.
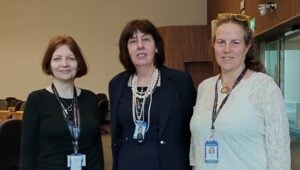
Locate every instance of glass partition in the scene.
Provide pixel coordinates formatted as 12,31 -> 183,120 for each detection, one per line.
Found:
261,30 -> 300,169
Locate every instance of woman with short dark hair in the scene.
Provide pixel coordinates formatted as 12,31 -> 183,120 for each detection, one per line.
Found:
20,35 -> 104,170
109,19 -> 196,170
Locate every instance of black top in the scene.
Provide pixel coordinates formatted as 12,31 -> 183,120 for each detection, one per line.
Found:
109,66 -> 196,170
20,89 -> 104,170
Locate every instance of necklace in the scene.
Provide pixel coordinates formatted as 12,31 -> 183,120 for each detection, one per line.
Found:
131,69 -> 159,99
220,86 -> 230,94
220,78 -> 233,94
61,98 -> 74,111
51,83 -> 76,112
131,68 -> 159,131
219,68 -> 248,94
220,72 -> 241,94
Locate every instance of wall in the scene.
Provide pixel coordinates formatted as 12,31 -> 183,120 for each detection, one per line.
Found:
246,0 -> 300,39
158,25 -> 215,88
158,25 -> 209,71
207,0 -> 300,40
208,0 -> 241,23
0,0 -> 207,100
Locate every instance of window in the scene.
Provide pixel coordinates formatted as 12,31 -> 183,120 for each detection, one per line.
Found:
260,30 -> 300,169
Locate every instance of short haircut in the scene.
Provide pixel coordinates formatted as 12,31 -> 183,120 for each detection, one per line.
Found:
118,19 -> 165,73
41,35 -> 88,77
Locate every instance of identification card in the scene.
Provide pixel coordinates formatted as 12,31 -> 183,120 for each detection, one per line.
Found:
67,153 -> 86,170
133,121 -> 147,143
205,140 -> 218,163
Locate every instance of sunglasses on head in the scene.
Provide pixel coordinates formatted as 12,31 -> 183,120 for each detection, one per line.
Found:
217,13 -> 250,22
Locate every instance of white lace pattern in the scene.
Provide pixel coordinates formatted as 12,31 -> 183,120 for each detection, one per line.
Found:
190,72 -> 291,170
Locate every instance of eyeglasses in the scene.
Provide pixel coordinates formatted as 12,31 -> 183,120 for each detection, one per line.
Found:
217,13 -> 250,22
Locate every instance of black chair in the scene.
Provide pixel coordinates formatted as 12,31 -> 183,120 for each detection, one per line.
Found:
5,97 -> 17,107
0,100 -> 8,110
96,93 -> 107,102
14,101 -> 25,111
0,119 -> 22,170
19,102 -> 26,111
97,93 -> 110,134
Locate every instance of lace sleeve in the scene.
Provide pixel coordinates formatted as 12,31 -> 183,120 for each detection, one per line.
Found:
189,135 -> 195,166
189,82 -> 204,166
254,75 -> 291,170
189,79 -> 212,166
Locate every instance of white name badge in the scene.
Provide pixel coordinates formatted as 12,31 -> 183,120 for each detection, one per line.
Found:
67,153 -> 86,170
204,140 -> 219,163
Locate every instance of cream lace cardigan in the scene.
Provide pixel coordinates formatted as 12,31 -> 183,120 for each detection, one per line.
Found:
190,72 -> 291,170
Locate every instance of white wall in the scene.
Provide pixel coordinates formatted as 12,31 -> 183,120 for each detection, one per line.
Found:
0,0 -> 207,100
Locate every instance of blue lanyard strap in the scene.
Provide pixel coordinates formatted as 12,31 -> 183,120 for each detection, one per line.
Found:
51,83 -> 81,154
211,67 -> 247,130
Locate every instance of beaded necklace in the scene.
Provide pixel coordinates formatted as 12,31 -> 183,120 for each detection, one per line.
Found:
131,68 -> 159,131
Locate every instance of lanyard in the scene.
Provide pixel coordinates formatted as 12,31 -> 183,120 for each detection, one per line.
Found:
51,83 -> 81,154
211,68 -> 247,131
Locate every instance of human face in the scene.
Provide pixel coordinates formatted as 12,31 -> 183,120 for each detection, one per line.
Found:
127,30 -> 157,69
214,22 -> 250,73
50,45 -> 78,82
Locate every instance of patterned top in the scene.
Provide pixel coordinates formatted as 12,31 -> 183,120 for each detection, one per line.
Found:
190,72 -> 290,170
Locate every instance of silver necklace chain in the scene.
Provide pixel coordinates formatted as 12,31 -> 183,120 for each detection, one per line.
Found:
61,98 -> 74,112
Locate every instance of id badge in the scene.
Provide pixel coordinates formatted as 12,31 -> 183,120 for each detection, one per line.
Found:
67,153 -> 86,170
133,121 -> 147,143
205,140 -> 218,163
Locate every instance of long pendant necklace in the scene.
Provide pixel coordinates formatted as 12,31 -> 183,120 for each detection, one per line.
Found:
131,68 -> 159,131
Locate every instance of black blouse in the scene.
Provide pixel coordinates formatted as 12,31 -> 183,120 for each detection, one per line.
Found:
20,89 -> 104,170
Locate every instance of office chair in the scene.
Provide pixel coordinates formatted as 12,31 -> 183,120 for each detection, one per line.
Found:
0,100 -> 8,110
97,93 -> 110,134
0,119 -> 22,170
14,101 -> 25,111
5,97 -> 17,107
